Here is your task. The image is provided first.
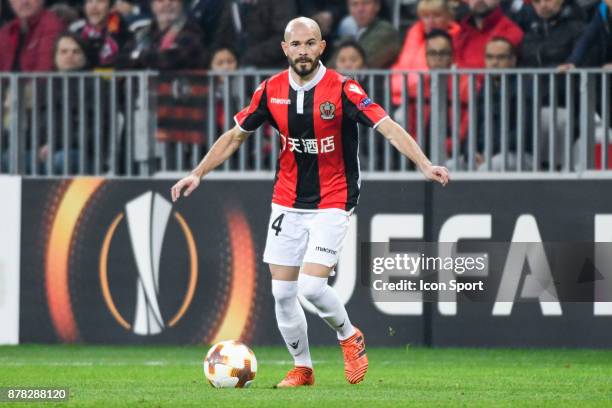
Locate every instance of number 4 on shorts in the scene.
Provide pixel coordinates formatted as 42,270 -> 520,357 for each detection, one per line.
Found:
271,213 -> 285,236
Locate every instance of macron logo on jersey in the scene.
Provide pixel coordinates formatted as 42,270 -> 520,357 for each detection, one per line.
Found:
271,97 -> 291,105
348,83 -> 364,95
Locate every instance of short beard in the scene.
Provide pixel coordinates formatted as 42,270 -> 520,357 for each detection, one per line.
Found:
288,56 -> 320,78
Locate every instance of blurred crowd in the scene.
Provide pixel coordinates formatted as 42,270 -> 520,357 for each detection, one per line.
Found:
0,0 -> 611,174
1,0 -> 610,74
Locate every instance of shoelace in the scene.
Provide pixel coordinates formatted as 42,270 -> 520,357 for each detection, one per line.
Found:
284,367 -> 311,383
341,336 -> 364,361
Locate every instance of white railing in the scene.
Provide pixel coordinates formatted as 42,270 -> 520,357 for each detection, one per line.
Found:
0,68 -> 610,176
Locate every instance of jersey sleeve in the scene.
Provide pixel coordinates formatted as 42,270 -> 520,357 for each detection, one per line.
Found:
342,78 -> 389,129
234,80 -> 269,133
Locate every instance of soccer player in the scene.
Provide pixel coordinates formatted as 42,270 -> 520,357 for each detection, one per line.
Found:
171,17 -> 449,388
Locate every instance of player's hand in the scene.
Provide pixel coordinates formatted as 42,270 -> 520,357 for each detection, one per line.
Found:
557,63 -> 575,72
421,165 -> 450,186
171,172 -> 201,202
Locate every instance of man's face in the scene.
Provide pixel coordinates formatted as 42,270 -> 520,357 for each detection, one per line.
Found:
335,46 -> 365,71
152,0 -> 182,29
210,49 -> 238,72
468,0 -> 499,17
9,0 -> 44,20
85,0 -> 110,27
55,37 -> 86,71
532,0 -> 563,20
425,36 -> 453,69
348,0 -> 380,28
484,40 -> 516,69
419,9 -> 451,33
282,24 -> 326,78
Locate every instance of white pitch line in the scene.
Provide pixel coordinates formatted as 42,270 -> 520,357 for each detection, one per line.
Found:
0,359 -> 330,367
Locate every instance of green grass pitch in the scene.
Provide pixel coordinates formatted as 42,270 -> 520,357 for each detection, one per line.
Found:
1,345 -> 611,407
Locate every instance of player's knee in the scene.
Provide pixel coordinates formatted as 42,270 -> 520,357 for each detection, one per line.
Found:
297,274 -> 327,302
271,280 -> 298,303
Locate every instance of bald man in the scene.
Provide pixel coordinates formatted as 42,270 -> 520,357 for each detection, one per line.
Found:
172,17 -> 450,388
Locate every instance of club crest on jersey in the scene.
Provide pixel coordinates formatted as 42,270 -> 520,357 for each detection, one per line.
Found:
319,101 -> 336,120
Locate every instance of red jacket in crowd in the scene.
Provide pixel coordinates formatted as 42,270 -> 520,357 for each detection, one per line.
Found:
0,10 -> 66,72
390,20 -> 461,105
455,6 -> 523,68
405,73 -> 470,154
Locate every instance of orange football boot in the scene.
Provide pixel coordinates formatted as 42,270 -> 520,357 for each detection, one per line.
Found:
339,327 -> 368,384
274,366 -> 315,388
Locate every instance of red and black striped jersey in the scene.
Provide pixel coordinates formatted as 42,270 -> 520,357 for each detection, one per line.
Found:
234,63 -> 389,212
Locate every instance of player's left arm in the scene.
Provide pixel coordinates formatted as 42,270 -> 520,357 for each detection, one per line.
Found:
342,78 -> 449,186
377,118 -> 450,186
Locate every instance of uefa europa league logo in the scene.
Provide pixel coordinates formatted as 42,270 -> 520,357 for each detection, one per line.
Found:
125,192 -> 172,336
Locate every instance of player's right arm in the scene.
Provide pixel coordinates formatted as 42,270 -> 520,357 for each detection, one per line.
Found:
171,125 -> 250,202
171,80 -> 270,202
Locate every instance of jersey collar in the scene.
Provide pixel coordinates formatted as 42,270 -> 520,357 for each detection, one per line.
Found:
288,61 -> 326,92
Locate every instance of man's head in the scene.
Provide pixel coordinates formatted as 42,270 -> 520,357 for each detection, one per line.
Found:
484,37 -> 516,69
348,0 -> 380,28
467,0 -> 499,18
151,0 -> 183,31
210,47 -> 238,72
282,17 -> 326,78
85,0 -> 111,27
425,29 -> 453,69
532,0 -> 563,20
9,0 -> 44,20
54,33 -> 88,71
334,40 -> 366,71
417,0 -> 454,33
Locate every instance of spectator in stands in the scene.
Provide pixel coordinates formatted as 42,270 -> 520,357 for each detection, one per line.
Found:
332,40 -> 373,167
119,0 -> 207,70
562,0 -> 612,68
333,39 -> 367,72
1,33 -> 97,174
410,30 -> 469,158
45,33 -> 94,174
340,0 -> 401,68
455,0 -> 523,68
230,0 -> 297,68
520,0 -> 584,67
560,0 -> 612,160
210,47 -> 238,73
521,0 -> 584,149
475,37 -> 533,171
210,47 -> 239,133
390,0 -> 460,105
70,0 -> 131,68
54,32 -> 92,71
425,30 -> 454,70
209,46 -> 247,167
0,0 -> 66,71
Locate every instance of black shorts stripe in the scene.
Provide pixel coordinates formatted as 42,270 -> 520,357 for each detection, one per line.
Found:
288,87 -> 321,209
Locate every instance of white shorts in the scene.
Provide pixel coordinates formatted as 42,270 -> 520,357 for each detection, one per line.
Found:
263,204 -> 350,267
